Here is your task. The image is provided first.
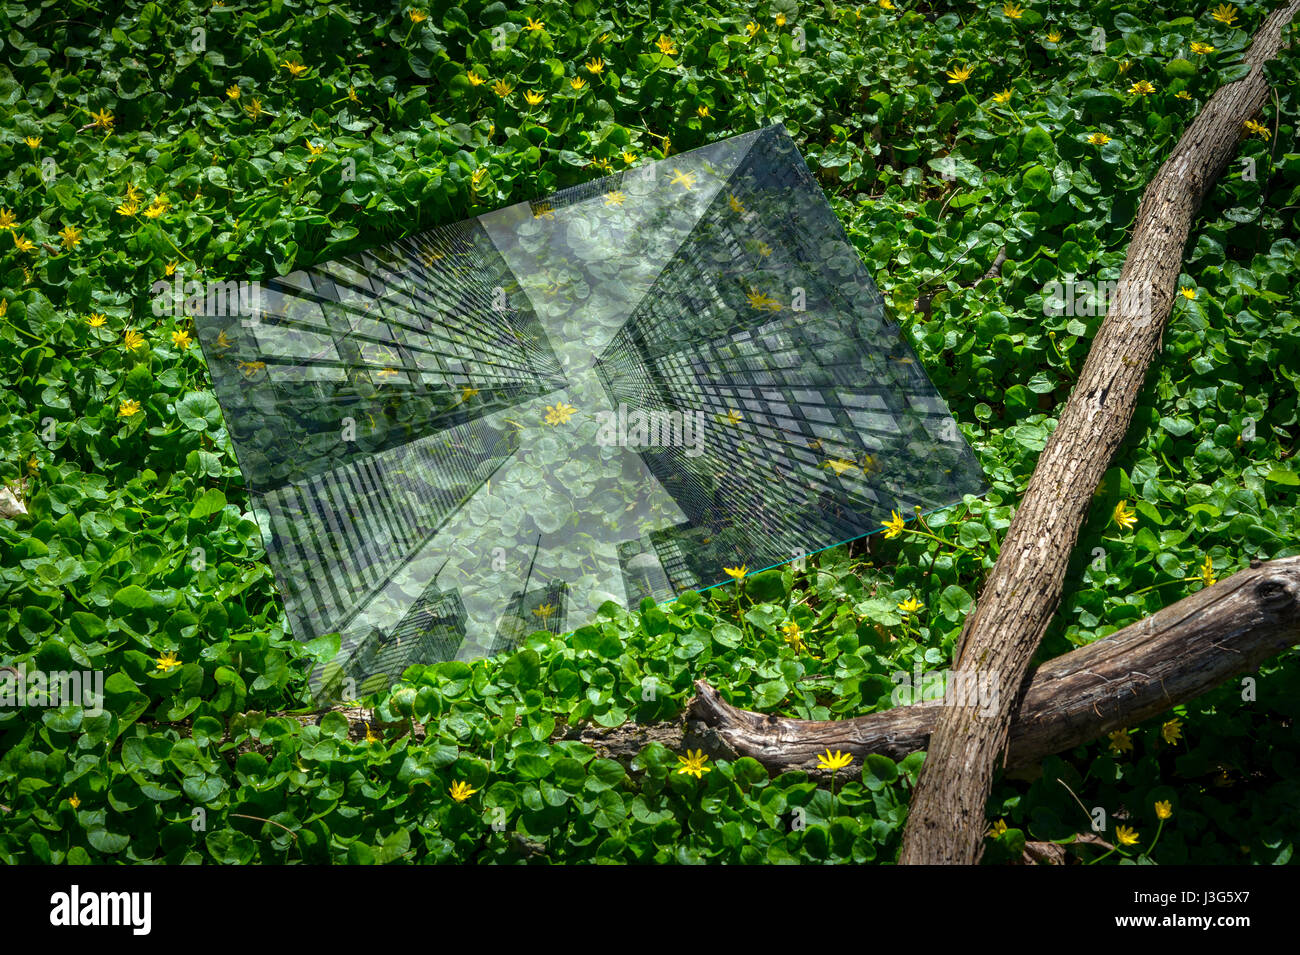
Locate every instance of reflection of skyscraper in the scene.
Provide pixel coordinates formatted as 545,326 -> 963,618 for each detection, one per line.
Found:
195,124 -> 988,688
266,415 -> 516,686
618,539 -> 673,608
493,579 -> 569,649
349,586 -> 467,695
596,126 -> 986,589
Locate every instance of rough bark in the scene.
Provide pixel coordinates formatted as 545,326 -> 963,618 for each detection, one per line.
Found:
898,0 -> 1300,865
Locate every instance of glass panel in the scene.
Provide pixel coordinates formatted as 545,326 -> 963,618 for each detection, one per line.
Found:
194,124 -> 987,698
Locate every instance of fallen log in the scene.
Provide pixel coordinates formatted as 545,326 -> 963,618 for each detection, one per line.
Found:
683,557 -> 1300,777
898,0 -> 1300,865
243,558 -> 1300,779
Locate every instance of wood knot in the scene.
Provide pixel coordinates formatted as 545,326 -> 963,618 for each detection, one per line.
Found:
1254,576 -> 1296,613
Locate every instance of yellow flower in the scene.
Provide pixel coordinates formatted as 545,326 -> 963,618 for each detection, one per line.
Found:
0,299 -> 6,318
1115,825 -> 1140,846
524,90 -> 544,106
461,385 -> 479,401
281,60 -> 308,78
532,201 -> 554,219
1190,41 -> 1215,55
1129,80 -> 1156,95
24,136 -> 41,148
825,457 -> 855,476
569,76 -> 586,90
244,96 -> 264,119
775,13 -> 787,26
945,63 -> 974,84
123,329 -> 146,351
882,509 -> 906,539
1210,4 -> 1238,27
0,208 -> 16,230
781,621 -> 808,653
597,32 -> 610,43
676,749 -> 711,778
697,105 -> 710,118
1176,90 -> 1192,99
746,21 -> 762,37
669,167 -> 697,190
1108,729 -> 1133,754
1002,2 -> 1024,20
723,565 -> 747,580
525,16 -> 545,33
348,86 -> 360,103
1112,500 -> 1137,531
492,79 -> 513,97
585,57 -> 605,74
449,780 -> 478,802
721,409 -> 742,426
12,233 -> 35,252
226,85 -> 240,99
409,9 -> 427,23
728,194 -> 745,213
171,329 -> 192,350
89,108 -> 114,130
238,359 -> 266,377
154,651 -> 181,673
215,331 -> 232,350
655,34 -> 677,56
69,794 -> 81,809
1046,29 -> 1063,43
58,225 -> 82,249
1196,554 -> 1216,586
746,288 -> 775,310
1244,119 -> 1270,139
604,190 -> 626,206
1180,286 -> 1196,299
993,88 -> 1013,104
118,399 -> 141,418
879,0 -> 895,8
817,749 -> 853,771
1155,800 -> 1173,820
544,402 -> 576,425
1118,60 -> 1133,75
897,596 -> 923,615
470,167 -> 488,191
165,260 -> 178,277
1161,717 -> 1183,744
143,196 -> 170,219
1087,132 -> 1111,145
467,71 -> 485,86
987,818 -> 1009,837
116,200 -> 139,217
365,722 -> 382,743
87,312 -> 107,328
533,602 -> 556,619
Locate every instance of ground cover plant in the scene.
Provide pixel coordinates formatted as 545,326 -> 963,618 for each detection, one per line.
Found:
1,0 -> 1298,864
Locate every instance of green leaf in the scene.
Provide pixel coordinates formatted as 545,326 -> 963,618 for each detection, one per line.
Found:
190,488 -> 227,519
